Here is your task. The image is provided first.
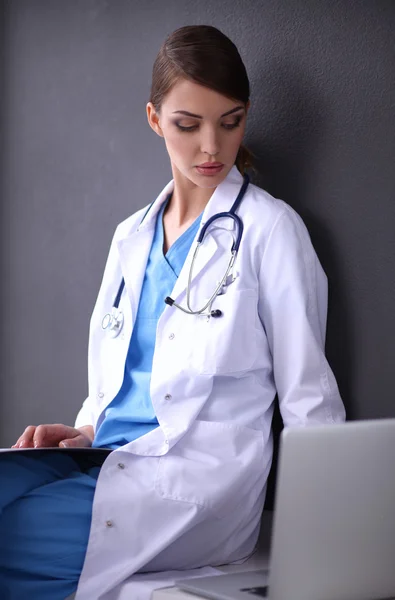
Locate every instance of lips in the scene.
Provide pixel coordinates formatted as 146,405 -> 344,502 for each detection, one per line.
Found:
198,162 -> 224,168
195,163 -> 225,177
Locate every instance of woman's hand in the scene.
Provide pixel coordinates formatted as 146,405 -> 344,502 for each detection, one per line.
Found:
12,424 -> 94,449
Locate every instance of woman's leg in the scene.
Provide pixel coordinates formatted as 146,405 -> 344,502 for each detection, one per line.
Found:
0,457 -> 100,600
0,452 -> 80,514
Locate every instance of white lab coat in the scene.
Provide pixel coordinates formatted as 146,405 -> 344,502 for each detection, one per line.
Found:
74,166 -> 345,599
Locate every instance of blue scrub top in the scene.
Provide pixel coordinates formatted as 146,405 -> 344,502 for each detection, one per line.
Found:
93,198 -> 203,449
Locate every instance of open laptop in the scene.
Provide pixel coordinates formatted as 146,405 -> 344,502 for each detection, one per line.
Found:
177,418 -> 395,600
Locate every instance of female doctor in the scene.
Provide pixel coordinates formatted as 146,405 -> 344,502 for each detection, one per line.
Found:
2,25 -> 345,600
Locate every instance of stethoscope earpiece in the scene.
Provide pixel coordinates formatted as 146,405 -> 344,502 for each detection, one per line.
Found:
210,309 -> 223,318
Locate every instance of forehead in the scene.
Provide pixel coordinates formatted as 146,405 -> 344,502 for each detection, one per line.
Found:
161,78 -> 241,116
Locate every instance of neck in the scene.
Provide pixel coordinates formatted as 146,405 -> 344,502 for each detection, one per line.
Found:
165,165 -> 216,227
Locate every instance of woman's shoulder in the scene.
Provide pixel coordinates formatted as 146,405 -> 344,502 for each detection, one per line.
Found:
243,181 -> 321,270
244,179 -> 308,237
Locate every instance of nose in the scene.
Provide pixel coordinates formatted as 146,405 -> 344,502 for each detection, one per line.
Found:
200,125 -> 220,157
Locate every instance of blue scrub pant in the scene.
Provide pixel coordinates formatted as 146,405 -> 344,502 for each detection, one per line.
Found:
0,452 -> 100,600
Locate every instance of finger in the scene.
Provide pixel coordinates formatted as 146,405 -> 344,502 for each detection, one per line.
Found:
13,426 -> 36,448
33,424 -> 62,448
32,424 -> 50,448
33,424 -> 74,448
59,435 -> 91,449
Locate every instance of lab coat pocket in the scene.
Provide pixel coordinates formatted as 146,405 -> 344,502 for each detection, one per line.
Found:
155,420 -> 265,519
196,288 -> 258,375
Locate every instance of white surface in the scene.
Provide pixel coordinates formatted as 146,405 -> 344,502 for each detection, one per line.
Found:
152,545 -> 271,600
118,567 -> 221,600
153,589 -> 198,599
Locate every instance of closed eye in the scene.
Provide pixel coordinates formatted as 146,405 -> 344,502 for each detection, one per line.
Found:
175,123 -> 199,132
222,116 -> 243,130
175,116 -> 243,133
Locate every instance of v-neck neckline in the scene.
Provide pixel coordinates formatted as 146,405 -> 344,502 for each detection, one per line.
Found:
159,197 -> 203,262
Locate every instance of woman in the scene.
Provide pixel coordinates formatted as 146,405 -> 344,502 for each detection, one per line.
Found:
2,25 -> 345,600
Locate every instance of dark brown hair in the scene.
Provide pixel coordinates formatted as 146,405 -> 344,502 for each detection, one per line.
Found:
149,25 -> 253,174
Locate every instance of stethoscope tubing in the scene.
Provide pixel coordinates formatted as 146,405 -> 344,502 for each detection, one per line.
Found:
102,173 -> 249,333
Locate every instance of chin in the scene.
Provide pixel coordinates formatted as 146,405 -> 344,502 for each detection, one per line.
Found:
188,167 -> 231,189
195,179 -> 222,189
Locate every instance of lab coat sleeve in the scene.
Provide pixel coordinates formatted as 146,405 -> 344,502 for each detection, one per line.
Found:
257,204 -> 346,426
74,397 -> 95,429
74,224 -> 123,430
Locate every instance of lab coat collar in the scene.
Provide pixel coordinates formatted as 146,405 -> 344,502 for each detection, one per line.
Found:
200,165 -> 244,232
117,228 -> 154,327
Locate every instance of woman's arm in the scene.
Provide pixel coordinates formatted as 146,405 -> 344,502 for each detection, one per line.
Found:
258,204 -> 346,426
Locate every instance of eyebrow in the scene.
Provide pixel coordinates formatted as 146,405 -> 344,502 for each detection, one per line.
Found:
171,106 -> 245,119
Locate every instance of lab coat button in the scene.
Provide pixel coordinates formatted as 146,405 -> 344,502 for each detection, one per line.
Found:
105,520 -> 114,528
164,394 -> 172,401
165,439 -> 169,445
98,392 -> 104,399
117,463 -> 125,469
168,333 -> 175,340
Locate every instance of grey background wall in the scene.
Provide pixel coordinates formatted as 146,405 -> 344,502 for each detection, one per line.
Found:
1,0 -> 394,448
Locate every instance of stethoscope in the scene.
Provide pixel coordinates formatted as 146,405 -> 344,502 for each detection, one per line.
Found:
102,174 -> 249,338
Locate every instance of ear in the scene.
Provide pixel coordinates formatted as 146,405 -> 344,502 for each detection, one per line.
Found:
146,102 -> 164,138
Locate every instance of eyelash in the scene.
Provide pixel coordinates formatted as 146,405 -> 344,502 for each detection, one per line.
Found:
175,116 -> 242,132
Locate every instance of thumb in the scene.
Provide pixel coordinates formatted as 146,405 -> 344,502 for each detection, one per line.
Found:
59,435 -> 91,448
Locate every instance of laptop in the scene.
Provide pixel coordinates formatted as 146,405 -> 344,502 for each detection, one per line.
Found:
177,418 -> 395,600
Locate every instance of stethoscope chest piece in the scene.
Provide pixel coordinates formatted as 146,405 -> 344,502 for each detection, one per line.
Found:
102,308 -> 124,338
